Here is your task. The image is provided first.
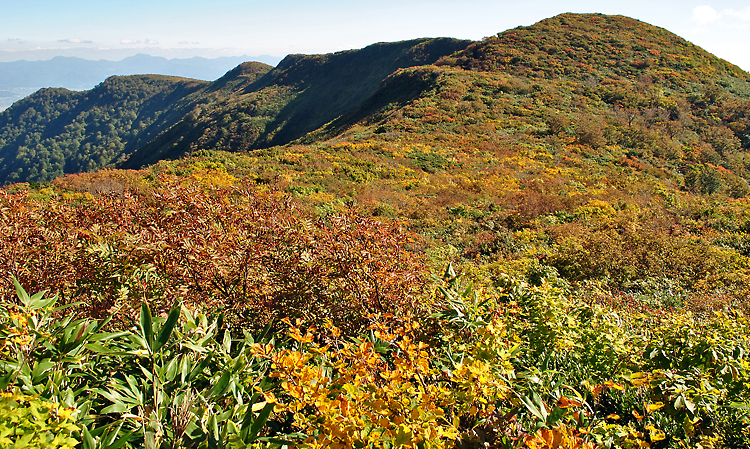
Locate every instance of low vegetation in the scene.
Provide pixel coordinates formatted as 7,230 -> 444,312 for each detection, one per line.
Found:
1,12 -> 749,449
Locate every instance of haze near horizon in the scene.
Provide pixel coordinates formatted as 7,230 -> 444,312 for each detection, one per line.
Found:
3,0 -> 750,72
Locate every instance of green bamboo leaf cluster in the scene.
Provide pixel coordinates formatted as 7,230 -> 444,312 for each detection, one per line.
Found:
0,278 -> 280,449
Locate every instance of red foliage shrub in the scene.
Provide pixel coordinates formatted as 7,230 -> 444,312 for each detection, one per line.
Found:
0,178 -> 428,332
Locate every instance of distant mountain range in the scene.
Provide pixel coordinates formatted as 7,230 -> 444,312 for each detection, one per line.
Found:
0,54 -> 282,110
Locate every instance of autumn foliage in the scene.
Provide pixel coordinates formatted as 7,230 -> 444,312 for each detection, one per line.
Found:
0,177 -> 427,332
3,11 -> 750,449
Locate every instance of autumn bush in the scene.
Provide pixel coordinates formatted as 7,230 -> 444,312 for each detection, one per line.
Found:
1,254 -> 749,448
544,220 -> 747,293
0,176 -> 429,332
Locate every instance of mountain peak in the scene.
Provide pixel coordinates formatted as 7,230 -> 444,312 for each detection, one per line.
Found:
439,12 -> 748,85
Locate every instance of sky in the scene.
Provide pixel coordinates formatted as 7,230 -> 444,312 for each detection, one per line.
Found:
3,0 -> 750,71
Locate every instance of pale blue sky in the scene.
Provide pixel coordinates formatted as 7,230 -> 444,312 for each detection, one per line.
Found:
3,0 -> 750,71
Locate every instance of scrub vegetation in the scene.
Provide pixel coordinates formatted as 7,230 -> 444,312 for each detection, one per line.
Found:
1,13 -> 749,449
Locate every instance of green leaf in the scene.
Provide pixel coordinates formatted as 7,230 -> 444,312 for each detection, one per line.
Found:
461,281 -> 474,299
59,322 -> 96,353
145,430 -> 156,449
180,355 -> 190,383
31,359 -> 55,381
247,401 -> 275,442
728,401 -> 750,411
519,393 -> 547,423
0,373 -> 12,390
184,421 -> 203,440
443,263 -> 456,281
84,343 -> 116,354
138,364 -> 154,382
29,290 -> 57,311
153,302 -> 181,353
101,403 -> 130,414
90,331 -> 131,342
546,406 -> 566,427
102,430 -> 135,449
12,276 -> 31,309
94,388 -> 132,406
164,358 -> 179,382
240,394 -> 261,432
256,321 -> 274,343
82,426 -> 96,449
12,275 -> 56,310
209,371 -> 231,397
182,342 -> 210,353
139,302 -> 153,352
189,353 -> 214,381
222,330 -> 232,354
124,375 -> 145,403
126,333 -> 150,353
209,414 -> 220,442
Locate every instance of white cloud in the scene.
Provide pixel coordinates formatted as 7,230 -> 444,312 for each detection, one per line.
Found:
725,7 -> 750,21
179,40 -> 189,45
7,38 -> 26,44
145,39 -> 159,45
693,5 -> 721,24
120,39 -> 140,45
57,38 -> 93,44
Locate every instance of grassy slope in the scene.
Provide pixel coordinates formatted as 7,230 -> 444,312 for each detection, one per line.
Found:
6,13 -> 750,305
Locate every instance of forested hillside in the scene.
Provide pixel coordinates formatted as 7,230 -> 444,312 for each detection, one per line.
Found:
0,75 -> 213,183
120,38 -> 473,168
1,13 -> 750,449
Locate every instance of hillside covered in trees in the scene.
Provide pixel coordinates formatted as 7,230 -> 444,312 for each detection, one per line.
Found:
1,13 -> 750,449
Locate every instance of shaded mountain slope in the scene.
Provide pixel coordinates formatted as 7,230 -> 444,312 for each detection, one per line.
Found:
120,38 -> 472,168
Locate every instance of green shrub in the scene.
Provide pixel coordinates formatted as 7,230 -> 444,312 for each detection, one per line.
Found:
0,390 -> 79,449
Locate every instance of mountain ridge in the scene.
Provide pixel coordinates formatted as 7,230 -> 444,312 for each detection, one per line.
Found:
440,13 -> 748,81
2,14 -> 750,185
119,37 -> 472,168
0,54 -> 282,111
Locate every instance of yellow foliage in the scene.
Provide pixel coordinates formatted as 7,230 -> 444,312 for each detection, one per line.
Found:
524,424 -> 596,449
189,168 -> 237,188
574,200 -> 616,219
255,318 -> 514,448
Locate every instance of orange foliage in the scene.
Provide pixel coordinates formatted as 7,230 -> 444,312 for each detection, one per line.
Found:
0,177 -> 429,332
